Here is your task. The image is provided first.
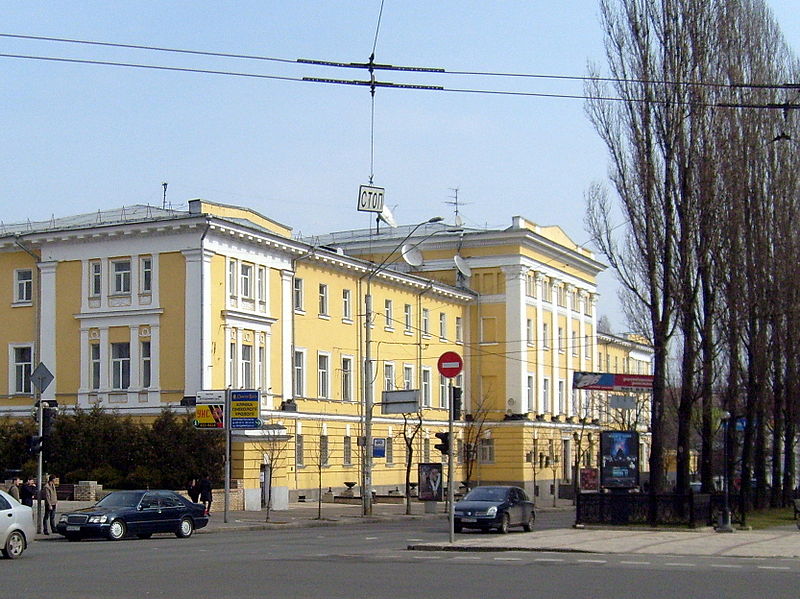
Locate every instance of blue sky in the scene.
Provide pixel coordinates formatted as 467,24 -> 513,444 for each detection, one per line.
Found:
2,1 -> 798,331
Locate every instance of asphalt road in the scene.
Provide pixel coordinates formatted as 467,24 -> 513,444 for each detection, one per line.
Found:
5,516 -> 799,598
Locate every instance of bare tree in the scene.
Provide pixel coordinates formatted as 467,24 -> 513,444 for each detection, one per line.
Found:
460,395 -> 491,490
400,408 -> 423,515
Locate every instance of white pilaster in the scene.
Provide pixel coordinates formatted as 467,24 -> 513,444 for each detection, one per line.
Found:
38,261 -> 58,402
281,270 -> 294,404
502,265 -> 527,414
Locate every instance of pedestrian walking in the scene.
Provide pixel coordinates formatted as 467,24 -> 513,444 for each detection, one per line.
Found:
187,478 -> 200,503
20,476 -> 36,507
43,475 -> 58,535
199,476 -> 213,515
7,476 -> 21,502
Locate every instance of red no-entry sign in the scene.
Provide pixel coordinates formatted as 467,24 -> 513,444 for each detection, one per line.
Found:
437,351 -> 463,378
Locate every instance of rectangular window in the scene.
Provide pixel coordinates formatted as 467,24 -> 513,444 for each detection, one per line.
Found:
141,257 -> 152,293
403,365 -> 413,390
439,374 -> 448,409
585,335 -> 591,358
342,289 -> 352,320
343,436 -> 352,466
572,331 -> 578,356
455,317 -> 463,343
229,343 -> 237,388
386,436 -> 394,465
141,341 -> 151,388
113,260 -> 131,294
543,323 -> 550,348
15,269 -> 32,303
240,264 -> 252,298
90,344 -> 101,390
257,266 -> 266,305
294,350 -> 305,397
90,261 -> 102,297
293,278 -> 304,311
422,309 -> 430,335
320,435 -> 329,466
422,368 -> 431,407
258,346 -> 265,389
341,357 -> 352,401
384,299 -> 393,329
384,363 -> 394,392
439,313 -> 447,339
404,304 -> 412,332
317,353 -> 330,398
526,319 -> 534,346
318,283 -> 328,316
479,438 -> 495,464
241,344 -> 253,388
558,327 -> 564,352
543,378 -> 550,413
228,260 -> 237,296
111,342 -> 130,390
542,280 -> 552,303
558,380 -> 565,414
13,346 -> 32,394
527,374 -> 535,413
296,434 -> 304,467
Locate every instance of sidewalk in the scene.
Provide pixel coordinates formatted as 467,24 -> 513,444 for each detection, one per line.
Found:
48,499 -> 800,559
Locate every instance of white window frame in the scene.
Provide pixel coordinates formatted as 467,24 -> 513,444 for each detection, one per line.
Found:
439,312 -> 447,340
343,435 -> 352,466
386,436 -> 394,465
404,304 -> 412,332
293,278 -> 304,311
543,377 -> 550,413
384,363 -> 395,392
14,269 -> 33,303
558,379 -> 565,414
141,341 -> 151,388
341,356 -> 353,401
112,260 -> 131,295
422,309 -> 430,336
10,344 -> 33,394
455,317 -> 463,343
422,368 -> 432,407
140,257 -> 153,293
342,288 -> 352,320
228,260 -> 237,297
90,261 -> 102,297
240,263 -> 253,299
384,299 -> 393,329
543,322 -> 550,348
318,283 -> 328,316
439,374 -> 448,409
403,365 -> 413,390
241,344 -> 253,388
294,350 -> 306,397
527,374 -> 535,413
526,319 -> 534,346
229,342 -> 237,388
479,438 -> 495,464
111,342 -> 131,390
257,266 -> 266,306
90,343 -> 101,390
317,352 -> 330,399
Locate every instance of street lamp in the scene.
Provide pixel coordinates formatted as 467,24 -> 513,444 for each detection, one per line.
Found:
361,216 -> 445,516
717,411 -> 734,533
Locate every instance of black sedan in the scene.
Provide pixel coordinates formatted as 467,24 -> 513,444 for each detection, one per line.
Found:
56,490 -> 208,541
453,485 -> 535,533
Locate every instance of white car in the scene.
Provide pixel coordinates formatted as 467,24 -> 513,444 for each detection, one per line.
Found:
0,489 -> 35,558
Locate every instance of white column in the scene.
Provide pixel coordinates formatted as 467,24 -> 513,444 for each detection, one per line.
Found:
130,326 -> 140,399
183,249 -> 212,394
99,327 -> 110,391
79,328 -> 90,393
502,265 -> 527,414
535,273 -> 545,415
566,285 -> 575,418
550,279 -> 560,415
281,270 -> 294,404
38,261 -> 58,402
150,325 -> 161,390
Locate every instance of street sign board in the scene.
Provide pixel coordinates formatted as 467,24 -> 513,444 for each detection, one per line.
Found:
372,437 -> 386,458
357,185 -> 385,213
380,389 -> 420,414
230,389 -> 262,429
610,395 -> 638,410
437,351 -> 463,378
31,362 -> 54,393
194,390 -> 225,429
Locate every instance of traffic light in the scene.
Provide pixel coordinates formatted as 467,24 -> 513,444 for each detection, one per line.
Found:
451,387 -> 462,420
27,435 -> 43,455
42,406 -> 57,437
434,432 -> 450,455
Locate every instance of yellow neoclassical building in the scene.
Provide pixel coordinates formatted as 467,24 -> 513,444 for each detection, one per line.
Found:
0,200 -> 652,510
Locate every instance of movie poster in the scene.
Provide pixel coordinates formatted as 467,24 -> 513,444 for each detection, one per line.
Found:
600,431 -> 639,489
418,463 -> 443,501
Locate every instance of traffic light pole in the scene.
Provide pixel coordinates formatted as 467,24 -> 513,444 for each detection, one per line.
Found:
448,380 -> 455,544
35,393 -> 43,534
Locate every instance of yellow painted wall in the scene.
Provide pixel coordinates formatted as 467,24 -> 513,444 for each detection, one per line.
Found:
55,261 -> 82,405
159,252 -> 186,400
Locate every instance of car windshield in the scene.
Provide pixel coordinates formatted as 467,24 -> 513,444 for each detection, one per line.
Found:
464,487 -> 508,502
96,491 -> 143,508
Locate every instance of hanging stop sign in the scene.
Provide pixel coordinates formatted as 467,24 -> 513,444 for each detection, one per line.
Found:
437,351 -> 463,378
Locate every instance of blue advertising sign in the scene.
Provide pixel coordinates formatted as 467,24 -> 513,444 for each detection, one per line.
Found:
229,390 -> 262,429
372,437 -> 386,458
600,431 -> 640,489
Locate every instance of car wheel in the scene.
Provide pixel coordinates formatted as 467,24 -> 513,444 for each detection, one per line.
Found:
497,513 -> 510,534
137,533 -> 153,539
2,530 -> 25,559
107,519 -> 127,541
176,517 -> 194,538
522,510 -> 535,532
454,521 -> 463,533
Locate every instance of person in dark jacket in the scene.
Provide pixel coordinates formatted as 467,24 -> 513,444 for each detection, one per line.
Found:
198,476 -> 213,514
19,476 -> 36,507
187,478 -> 200,503
7,476 -> 21,502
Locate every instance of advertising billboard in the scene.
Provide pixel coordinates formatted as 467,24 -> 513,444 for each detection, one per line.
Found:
600,431 -> 640,489
418,463 -> 443,502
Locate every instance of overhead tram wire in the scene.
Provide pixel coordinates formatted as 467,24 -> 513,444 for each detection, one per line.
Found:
2,32 -> 797,95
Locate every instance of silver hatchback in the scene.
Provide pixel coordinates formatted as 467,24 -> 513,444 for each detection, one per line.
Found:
0,489 -> 35,558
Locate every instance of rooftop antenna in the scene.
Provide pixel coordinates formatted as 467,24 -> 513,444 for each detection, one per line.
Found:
446,187 -> 468,227
162,182 -> 168,210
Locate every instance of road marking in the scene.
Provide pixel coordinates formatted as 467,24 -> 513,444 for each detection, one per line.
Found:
452,556 -> 482,560
407,538 -> 424,542
577,559 -> 607,564
711,564 -> 742,569
534,558 -> 565,563
665,563 -> 695,567
757,566 -> 791,571
620,561 -> 651,565
494,557 -> 523,561
413,555 -> 441,559
364,536 -> 379,540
